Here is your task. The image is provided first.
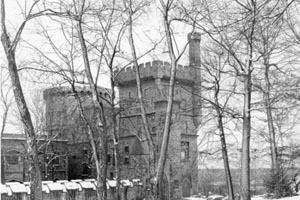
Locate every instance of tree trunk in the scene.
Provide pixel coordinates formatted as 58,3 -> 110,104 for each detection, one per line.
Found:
1,28 -> 43,200
127,3 -> 156,198
264,64 -> 278,170
240,2 -> 255,199
77,17 -> 108,200
109,65 -> 120,200
71,86 -> 103,199
219,117 -> 234,200
214,88 -> 234,200
240,73 -> 251,200
1,1 -> 42,198
156,2 -> 178,199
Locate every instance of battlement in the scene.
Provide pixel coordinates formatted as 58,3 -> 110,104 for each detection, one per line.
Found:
114,60 -> 195,85
43,86 -> 111,100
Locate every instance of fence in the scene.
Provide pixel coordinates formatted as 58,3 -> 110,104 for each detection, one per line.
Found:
1,179 -> 144,200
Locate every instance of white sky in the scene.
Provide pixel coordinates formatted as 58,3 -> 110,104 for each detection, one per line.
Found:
0,0 -> 192,133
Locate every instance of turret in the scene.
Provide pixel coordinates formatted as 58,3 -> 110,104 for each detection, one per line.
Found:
188,32 -> 202,128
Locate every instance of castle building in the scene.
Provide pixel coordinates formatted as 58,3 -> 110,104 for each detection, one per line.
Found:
113,32 -> 201,199
1,32 -> 201,200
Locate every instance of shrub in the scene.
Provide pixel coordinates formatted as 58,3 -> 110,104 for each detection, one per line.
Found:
263,168 -> 293,198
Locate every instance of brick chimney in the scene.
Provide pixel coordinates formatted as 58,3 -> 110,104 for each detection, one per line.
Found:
188,32 -> 201,129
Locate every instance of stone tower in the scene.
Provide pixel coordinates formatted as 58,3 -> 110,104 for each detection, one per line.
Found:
189,32 -> 202,128
114,32 -> 201,199
43,87 -> 111,179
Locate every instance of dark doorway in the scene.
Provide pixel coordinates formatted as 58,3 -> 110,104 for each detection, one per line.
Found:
182,178 -> 191,197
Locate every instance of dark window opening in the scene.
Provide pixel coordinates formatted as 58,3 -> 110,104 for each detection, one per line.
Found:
124,146 -> 130,165
107,154 -> 111,165
124,146 -> 129,153
156,145 -> 159,154
148,114 -> 155,122
181,141 -> 190,161
110,172 -> 114,179
83,148 -> 88,156
82,163 -> 90,175
124,157 -> 130,165
6,155 -> 19,165
112,148 -> 116,166
151,127 -> 156,134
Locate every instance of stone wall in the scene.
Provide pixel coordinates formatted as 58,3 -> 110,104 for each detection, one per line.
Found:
115,58 -> 200,199
1,179 -> 143,200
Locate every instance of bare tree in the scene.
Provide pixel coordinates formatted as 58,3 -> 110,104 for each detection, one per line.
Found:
123,0 -> 157,199
0,0 -> 56,198
25,1 -> 130,199
200,44 -> 238,200
155,1 -> 191,199
182,0 -> 295,199
253,9 -> 285,172
0,67 -> 13,136
187,0 -> 256,198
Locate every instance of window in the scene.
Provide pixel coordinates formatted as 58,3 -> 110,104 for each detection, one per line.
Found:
124,146 -> 129,153
6,155 -> 19,165
6,151 -> 20,165
110,148 -> 116,166
53,156 -> 60,166
124,146 -> 130,165
151,127 -> 156,134
124,157 -> 130,165
181,141 -> 190,161
148,114 -> 155,122
110,172 -> 114,179
107,154 -> 111,165
83,148 -> 88,156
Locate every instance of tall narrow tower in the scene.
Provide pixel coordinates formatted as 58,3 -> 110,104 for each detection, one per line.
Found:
188,32 -> 202,129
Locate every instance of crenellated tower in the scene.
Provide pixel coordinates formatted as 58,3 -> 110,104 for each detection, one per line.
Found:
114,32 -> 201,199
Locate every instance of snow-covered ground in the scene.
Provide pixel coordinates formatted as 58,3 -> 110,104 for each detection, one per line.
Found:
251,195 -> 300,200
184,195 -> 300,200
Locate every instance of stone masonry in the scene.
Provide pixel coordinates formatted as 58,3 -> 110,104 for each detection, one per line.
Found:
39,32 -> 201,199
114,32 -> 201,199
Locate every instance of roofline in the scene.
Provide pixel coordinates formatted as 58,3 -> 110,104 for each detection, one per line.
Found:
1,137 -> 69,142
